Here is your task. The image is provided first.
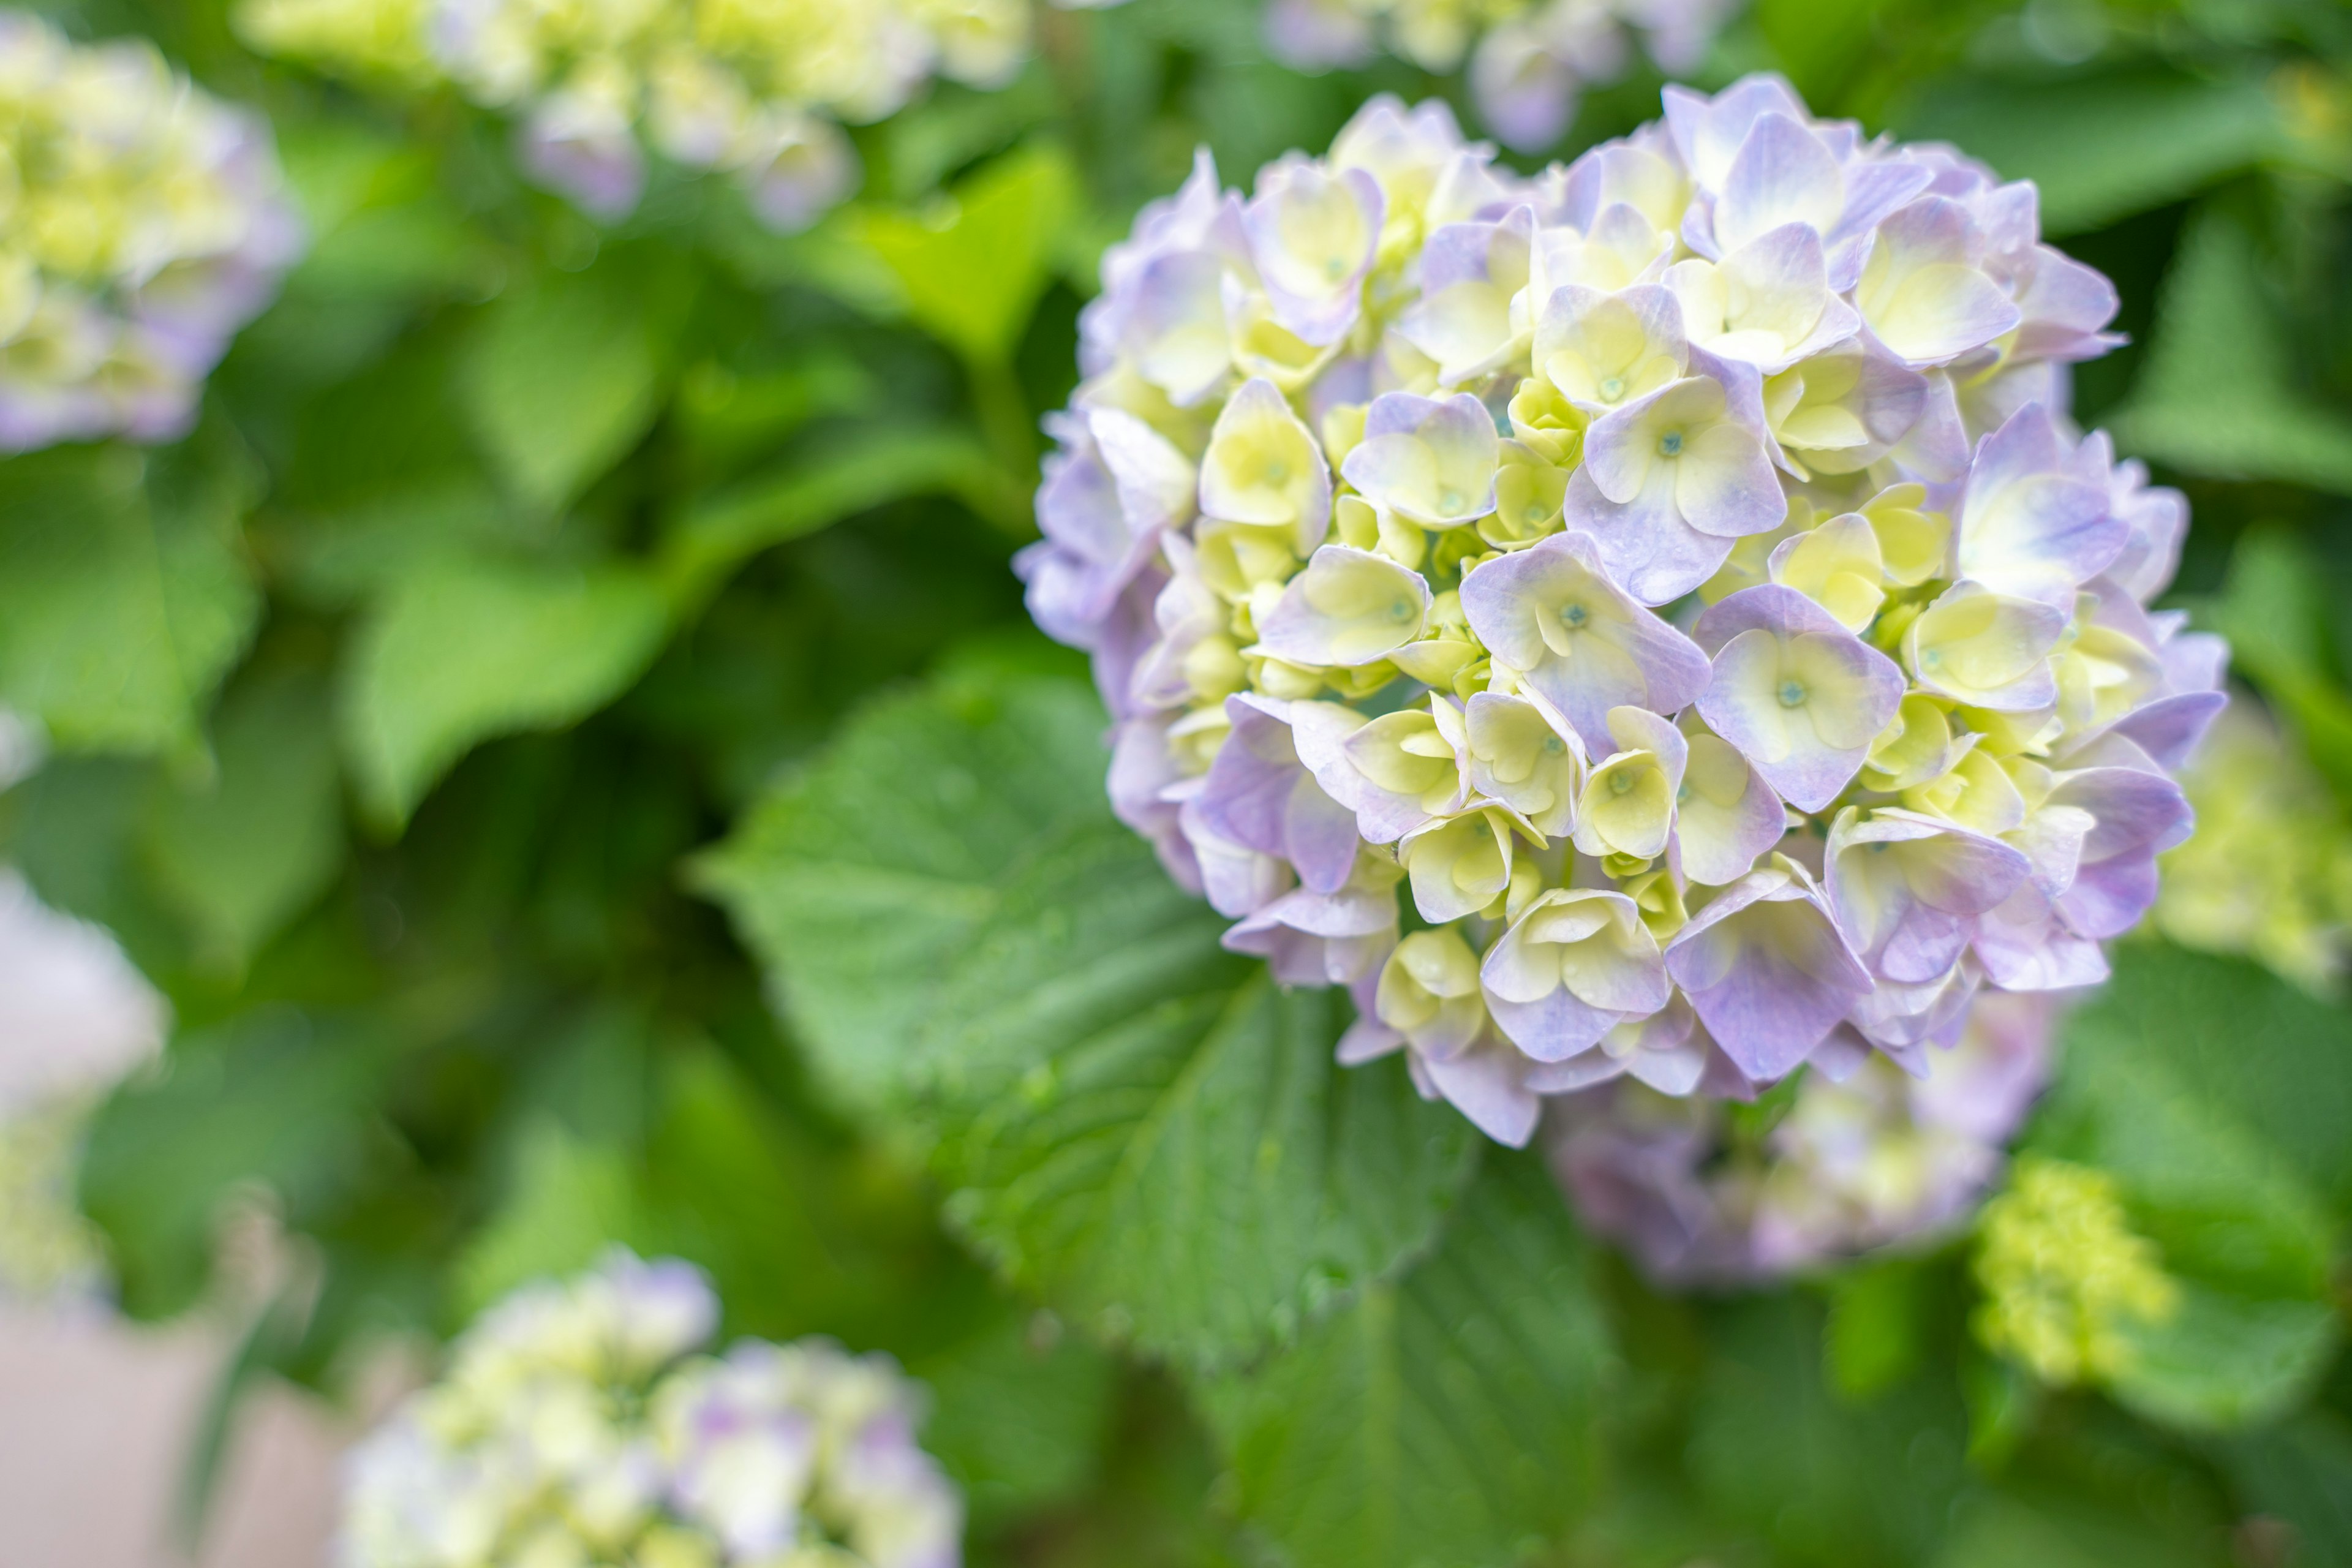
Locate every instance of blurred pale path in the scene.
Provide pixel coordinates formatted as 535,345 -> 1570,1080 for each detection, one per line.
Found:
0,1305 -> 344,1568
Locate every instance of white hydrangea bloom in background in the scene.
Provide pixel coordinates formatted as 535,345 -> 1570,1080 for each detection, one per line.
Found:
1265,0 -> 1742,151
0,11 -> 304,451
0,870 -> 167,1302
238,0 -> 1127,230
339,1250 -> 963,1568
1023,77 -> 2220,1153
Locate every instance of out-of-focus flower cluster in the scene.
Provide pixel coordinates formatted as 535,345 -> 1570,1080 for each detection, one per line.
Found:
1022,77 -> 2224,1150
0,11 -> 303,451
339,1250 -> 962,1568
0,869 -> 166,1302
2155,701 -> 2352,995
1265,0 -> 1739,152
1972,1155 -> 2177,1386
1549,989 -> 2052,1280
237,0 -> 1123,230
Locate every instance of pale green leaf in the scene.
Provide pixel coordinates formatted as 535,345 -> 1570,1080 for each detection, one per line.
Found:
340,556 -> 670,829
2110,207 -> 2352,495
0,442 -> 262,758
850,142 -> 1079,365
1895,72 -> 2283,234
458,263 -> 671,513
1197,1153 -> 1614,1568
143,669 -> 344,972
698,671 -> 1479,1366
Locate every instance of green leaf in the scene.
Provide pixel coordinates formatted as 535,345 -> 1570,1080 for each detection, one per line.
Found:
2109,207 -> 2352,495
1894,72 -> 2283,234
81,1009 -> 396,1319
451,1117 -> 646,1319
1689,1294 -> 1970,1565
656,426 -> 1022,612
340,555 -> 671,829
2054,943 -> 2352,1223
1823,1258 -> 1931,1404
142,669 -> 344,972
2204,530 -> 2352,803
911,1307 -> 1118,1525
1929,1488 -> 2223,1568
2215,1411 -> 2352,1567
849,141 -> 1079,366
0,441 -> 262,758
2028,941 -> 2345,1430
698,671 -> 1479,1366
458,261 -> 675,513
1196,1152 -> 1615,1568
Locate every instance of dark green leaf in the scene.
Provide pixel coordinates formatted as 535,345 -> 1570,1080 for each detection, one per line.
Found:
143,669 -> 343,972
1197,1152 -> 1615,1568
912,1307 -> 1118,1525
2216,1411 -> 2352,1567
339,555 -> 671,829
699,671 -> 1479,1366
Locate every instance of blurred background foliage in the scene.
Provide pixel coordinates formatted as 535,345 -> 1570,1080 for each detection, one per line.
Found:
2,0 -> 2349,1563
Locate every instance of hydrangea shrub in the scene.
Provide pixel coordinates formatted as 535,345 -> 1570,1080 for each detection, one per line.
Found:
341,1251 -> 962,1568
1020,76 -> 2223,1153
0,10 -> 303,450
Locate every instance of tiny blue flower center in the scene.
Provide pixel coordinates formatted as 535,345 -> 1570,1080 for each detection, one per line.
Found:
1921,648 -> 1941,667
1525,503 -> 1548,523
1325,256 -> 1348,280
1264,461 -> 1289,484
1438,486 -> 1465,513
1608,769 -> 1635,795
1390,600 -> 1416,622
1657,429 -> 1685,458
1542,735 -> 1566,756
1559,603 -> 1589,629
1600,375 -> 1626,400
1777,680 -> 1808,708
1676,783 -> 1691,804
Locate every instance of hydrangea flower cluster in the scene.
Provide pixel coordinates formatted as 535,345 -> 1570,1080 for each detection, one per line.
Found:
1550,989 -> 2050,1280
0,870 -> 165,1303
0,11 -> 304,451
1021,78 -> 2225,1148
341,1251 -> 961,1568
1265,0 -> 1738,153
1972,1155 -> 2178,1386
238,0 -> 1124,230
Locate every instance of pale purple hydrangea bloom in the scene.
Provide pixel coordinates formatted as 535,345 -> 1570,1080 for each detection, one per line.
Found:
260,0 -> 1128,229
1549,989 -> 2057,1281
337,1250 -> 961,1568
1264,0 -> 1742,153
0,13 -> 304,451
1023,77 -> 2220,1156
